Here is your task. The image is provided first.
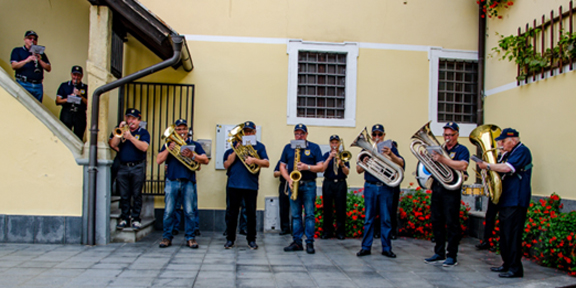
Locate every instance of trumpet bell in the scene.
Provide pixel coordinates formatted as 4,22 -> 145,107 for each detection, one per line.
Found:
339,150 -> 352,162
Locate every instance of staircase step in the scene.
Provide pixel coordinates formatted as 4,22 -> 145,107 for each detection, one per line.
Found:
112,218 -> 155,243
111,196 -> 120,211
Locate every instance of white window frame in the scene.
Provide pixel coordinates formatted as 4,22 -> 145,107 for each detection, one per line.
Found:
286,40 -> 358,127
428,47 -> 479,137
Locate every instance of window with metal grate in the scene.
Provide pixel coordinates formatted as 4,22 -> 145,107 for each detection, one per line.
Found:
437,59 -> 478,124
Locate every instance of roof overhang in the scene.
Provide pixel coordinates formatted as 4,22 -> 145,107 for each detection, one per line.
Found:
88,0 -> 193,71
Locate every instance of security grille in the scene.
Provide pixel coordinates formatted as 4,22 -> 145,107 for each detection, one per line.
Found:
120,82 -> 195,195
297,52 -> 346,119
437,59 -> 478,124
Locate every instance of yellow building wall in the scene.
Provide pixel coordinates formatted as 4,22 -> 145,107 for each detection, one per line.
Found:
484,0 -> 576,200
0,0 -> 90,121
0,87 -> 83,216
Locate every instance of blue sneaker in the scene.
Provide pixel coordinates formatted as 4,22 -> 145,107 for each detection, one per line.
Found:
442,257 -> 458,267
424,254 -> 445,264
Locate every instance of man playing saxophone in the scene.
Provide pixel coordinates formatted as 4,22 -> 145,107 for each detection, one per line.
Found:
424,122 -> 469,267
156,119 -> 209,249
223,121 -> 269,250
477,128 -> 532,278
320,135 -> 350,240
356,124 -> 404,258
280,124 -> 324,254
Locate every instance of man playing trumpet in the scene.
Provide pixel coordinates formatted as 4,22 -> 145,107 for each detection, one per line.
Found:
157,119 -> 209,249
320,135 -> 350,240
356,124 -> 404,258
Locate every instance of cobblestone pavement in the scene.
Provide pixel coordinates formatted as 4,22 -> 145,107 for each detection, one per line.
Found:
0,231 -> 574,287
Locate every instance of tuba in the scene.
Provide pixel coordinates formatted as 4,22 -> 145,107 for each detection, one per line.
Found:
227,123 -> 261,174
469,124 -> 503,204
409,121 -> 462,190
289,147 -> 302,200
162,125 -> 200,171
351,127 -> 404,187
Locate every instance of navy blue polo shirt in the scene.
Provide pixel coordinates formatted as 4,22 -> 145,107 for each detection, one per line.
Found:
56,81 -> 88,113
430,143 -> 469,184
274,161 -> 286,183
322,152 -> 350,180
498,143 -> 532,208
117,127 -> 150,163
10,46 -> 50,81
224,142 -> 268,190
160,138 -> 206,183
363,146 -> 404,184
280,141 -> 323,181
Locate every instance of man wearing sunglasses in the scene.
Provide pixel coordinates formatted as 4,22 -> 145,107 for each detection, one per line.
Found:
424,122 -> 469,268
356,124 -> 404,258
10,30 -> 51,102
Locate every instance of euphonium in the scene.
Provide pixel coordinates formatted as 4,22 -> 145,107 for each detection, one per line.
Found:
227,123 -> 261,174
351,127 -> 404,187
333,139 -> 352,175
409,121 -> 462,190
113,126 -> 130,138
470,124 -> 503,204
289,148 -> 302,201
161,125 -> 200,171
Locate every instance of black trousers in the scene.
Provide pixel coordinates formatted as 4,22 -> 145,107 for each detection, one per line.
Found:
60,111 -> 86,140
278,180 -> 291,233
499,206 -> 527,274
226,187 -> 257,242
430,181 -> 461,258
322,179 -> 347,236
117,161 -> 146,222
225,186 -> 247,232
482,198 -> 499,242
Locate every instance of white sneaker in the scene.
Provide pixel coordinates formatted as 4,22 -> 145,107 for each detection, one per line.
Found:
132,221 -> 142,230
116,220 -> 127,229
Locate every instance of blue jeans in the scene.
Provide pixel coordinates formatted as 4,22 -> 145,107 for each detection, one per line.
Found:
173,183 -> 199,232
361,182 -> 394,252
17,80 -> 43,102
289,181 -> 317,244
163,179 -> 197,241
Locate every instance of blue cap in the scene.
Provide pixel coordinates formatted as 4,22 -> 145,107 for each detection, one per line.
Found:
125,108 -> 141,119
443,122 -> 459,132
243,121 -> 256,130
372,124 -> 384,133
495,128 -> 519,141
71,65 -> 83,74
175,119 -> 187,127
329,134 -> 340,142
294,123 -> 308,133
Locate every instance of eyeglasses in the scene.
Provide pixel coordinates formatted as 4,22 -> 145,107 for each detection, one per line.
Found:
294,132 -> 305,136
175,128 -> 188,131
443,133 -> 456,137
372,133 -> 383,137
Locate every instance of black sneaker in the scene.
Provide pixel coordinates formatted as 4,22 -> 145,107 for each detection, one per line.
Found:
424,254 -> 445,264
224,240 -> 235,249
248,241 -> 258,250
306,243 -> 315,254
356,249 -> 371,257
284,242 -> 303,252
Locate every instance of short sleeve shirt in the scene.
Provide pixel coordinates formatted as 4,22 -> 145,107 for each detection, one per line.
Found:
431,143 -> 469,186
160,138 -> 206,183
279,141 -> 323,181
322,152 -> 350,180
224,142 -> 268,190
274,160 -> 286,184
10,46 -> 50,81
498,143 -> 532,208
57,81 -> 88,113
117,127 -> 150,163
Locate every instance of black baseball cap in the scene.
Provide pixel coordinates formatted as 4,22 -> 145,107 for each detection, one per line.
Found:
25,30 -> 38,38
71,65 -> 83,75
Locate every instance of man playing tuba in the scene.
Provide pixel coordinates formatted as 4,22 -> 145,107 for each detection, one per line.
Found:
424,122 -> 469,267
157,119 -> 209,249
223,121 -> 269,250
280,124 -> 324,254
356,124 -> 404,258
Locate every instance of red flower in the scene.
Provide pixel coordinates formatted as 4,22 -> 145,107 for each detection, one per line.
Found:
507,1 -> 513,5
568,235 -> 572,241
416,187 -> 421,191
550,194 -> 559,201
540,199 -> 546,205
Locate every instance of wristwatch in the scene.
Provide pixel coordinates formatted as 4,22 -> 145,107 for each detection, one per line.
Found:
308,165 -> 311,170
486,164 -> 491,171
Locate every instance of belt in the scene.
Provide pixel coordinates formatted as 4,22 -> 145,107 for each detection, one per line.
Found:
366,181 -> 385,186
325,178 -> 346,183
173,178 -> 190,182
16,75 -> 42,84
299,179 -> 315,184
121,160 -> 144,167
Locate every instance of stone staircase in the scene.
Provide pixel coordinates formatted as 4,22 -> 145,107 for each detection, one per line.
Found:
110,195 -> 155,243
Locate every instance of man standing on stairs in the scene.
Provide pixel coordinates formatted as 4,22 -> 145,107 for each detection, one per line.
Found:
157,119 -> 209,249
110,109 -> 150,230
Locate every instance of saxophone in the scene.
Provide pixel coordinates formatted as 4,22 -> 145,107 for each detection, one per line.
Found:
289,148 -> 302,201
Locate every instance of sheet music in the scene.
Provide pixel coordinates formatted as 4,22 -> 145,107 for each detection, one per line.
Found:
242,135 -> 257,146
290,140 -> 307,149
425,145 -> 443,155
66,95 -> 81,105
29,45 -> 45,54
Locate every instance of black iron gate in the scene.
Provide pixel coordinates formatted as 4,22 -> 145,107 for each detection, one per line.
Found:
119,82 -> 195,195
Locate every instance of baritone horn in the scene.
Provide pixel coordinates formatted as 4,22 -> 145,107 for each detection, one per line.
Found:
351,127 -> 404,187
161,125 -> 200,171
227,123 -> 261,174
409,121 -> 462,190
469,124 -> 503,204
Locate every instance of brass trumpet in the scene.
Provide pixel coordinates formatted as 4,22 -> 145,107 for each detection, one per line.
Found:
113,126 -> 130,142
333,140 -> 351,175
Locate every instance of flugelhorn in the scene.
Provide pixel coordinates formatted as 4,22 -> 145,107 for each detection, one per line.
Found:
469,124 -> 502,204
162,125 -> 200,171
409,121 -> 462,190
227,123 -> 261,174
351,127 -> 404,187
